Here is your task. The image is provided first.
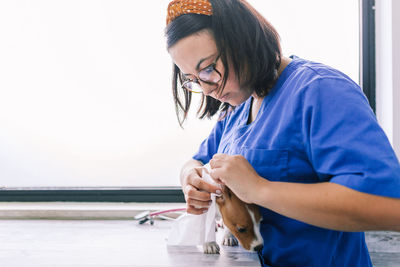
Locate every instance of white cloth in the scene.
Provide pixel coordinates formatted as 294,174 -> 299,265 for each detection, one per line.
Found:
167,164 -> 219,246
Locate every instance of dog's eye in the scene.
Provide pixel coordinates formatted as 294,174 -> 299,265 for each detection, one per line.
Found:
237,227 -> 247,233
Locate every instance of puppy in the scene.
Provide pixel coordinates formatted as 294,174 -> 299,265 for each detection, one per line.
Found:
203,185 -> 264,253
167,164 -> 263,253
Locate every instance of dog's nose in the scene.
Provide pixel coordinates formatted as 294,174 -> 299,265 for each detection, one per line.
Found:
254,244 -> 263,252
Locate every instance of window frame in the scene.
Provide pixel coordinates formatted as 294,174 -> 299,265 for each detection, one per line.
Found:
0,187 -> 184,202
0,0 -> 375,202
360,0 -> 376,112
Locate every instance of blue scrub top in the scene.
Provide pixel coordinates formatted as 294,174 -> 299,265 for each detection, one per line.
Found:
192,56 -> 400,267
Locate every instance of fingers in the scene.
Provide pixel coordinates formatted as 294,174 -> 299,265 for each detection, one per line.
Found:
210,153 -> 242,168
186,204 -> 209,215
184,184 -> 211,201
183,183 -> 213,215
188,172 -> 221,195
211,153 -> 227,160
209,156 -> 227,185
209,154 -> 225,168
209,168 -> 226,186
186,198 -> 212,208
182,164 -> 226,215
209,154 -> 245,186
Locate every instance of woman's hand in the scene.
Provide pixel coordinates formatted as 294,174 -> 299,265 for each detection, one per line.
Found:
209,154 -> 264,203
181,165 -> 222,215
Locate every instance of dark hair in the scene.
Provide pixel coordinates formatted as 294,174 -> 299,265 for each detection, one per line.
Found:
165,0 -> 281,126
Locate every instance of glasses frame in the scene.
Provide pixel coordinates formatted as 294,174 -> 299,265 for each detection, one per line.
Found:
180,55 -> 222,93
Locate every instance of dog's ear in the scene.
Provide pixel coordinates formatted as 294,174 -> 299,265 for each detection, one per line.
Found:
216,185 -> 229,204
223,185 -> 232,199
215,193 -> 224,204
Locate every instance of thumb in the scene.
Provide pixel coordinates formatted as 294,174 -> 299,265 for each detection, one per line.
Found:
209,168 -> 225,187
203,169 -> 223,194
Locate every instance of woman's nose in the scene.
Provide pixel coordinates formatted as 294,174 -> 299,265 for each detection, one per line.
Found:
200,81 -> 218,97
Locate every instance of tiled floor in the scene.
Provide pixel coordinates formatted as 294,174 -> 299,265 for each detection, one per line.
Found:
0,219 -> 399,267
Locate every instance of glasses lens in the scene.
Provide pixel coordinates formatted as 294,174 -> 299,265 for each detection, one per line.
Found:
183,81 -> 203,93
198,66 -> 221,83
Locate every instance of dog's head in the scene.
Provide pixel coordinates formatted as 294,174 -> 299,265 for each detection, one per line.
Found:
215,185 -> 263,251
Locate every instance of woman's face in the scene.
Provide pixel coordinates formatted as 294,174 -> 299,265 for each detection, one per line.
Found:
168,30 -> 252,106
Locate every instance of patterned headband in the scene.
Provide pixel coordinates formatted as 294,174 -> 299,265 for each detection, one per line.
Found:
166,0 -> 213,25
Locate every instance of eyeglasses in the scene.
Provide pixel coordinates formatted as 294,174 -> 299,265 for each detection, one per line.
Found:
180,55 -> 222,93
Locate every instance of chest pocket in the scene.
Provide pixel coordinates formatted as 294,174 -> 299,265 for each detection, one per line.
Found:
240,148 -> 289,181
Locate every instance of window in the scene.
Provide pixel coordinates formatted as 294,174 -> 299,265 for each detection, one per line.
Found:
0,0 -> 360,191
252,0 -> 359,84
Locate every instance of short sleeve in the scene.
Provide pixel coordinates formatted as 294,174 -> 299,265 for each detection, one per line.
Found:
301,77 -> 400,198
192,116 -> 226,165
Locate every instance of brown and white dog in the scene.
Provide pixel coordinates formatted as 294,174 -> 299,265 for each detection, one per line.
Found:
167,165 -> 263,254
203,185 -> 264,254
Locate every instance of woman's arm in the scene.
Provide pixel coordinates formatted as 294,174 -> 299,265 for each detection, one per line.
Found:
257,179 -> 400,232
210,154 -> 400,232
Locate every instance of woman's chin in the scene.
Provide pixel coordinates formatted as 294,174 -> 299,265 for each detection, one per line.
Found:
227,95 -> 248,106
217,91 -> 249,106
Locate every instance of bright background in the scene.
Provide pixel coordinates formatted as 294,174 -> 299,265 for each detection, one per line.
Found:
0,0 -> 359,187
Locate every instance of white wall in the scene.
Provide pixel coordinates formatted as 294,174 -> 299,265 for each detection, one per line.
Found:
375,0 -> 400,159
393,0 -> 400,159
0,0 -> 361,187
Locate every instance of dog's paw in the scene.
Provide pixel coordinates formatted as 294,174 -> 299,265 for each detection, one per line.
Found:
203,241 -> 220,254
222,233 -> 238,246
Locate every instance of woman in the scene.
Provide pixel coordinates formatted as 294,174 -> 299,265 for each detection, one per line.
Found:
165,0 -> 400,266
